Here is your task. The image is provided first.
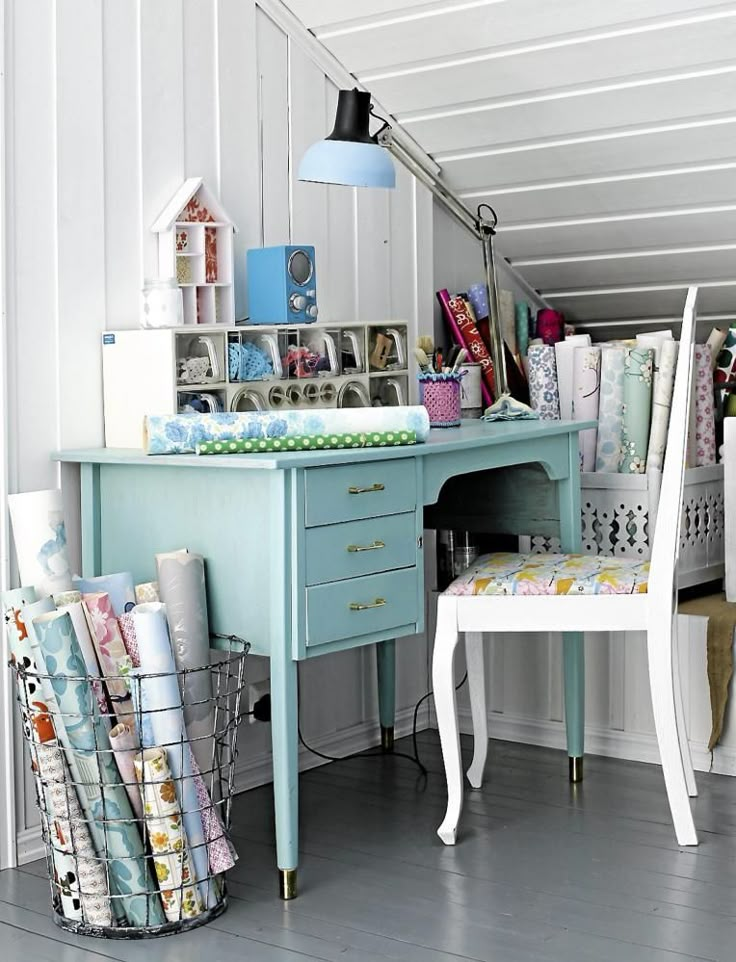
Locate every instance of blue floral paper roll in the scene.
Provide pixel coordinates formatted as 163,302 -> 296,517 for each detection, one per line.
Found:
595,346 -> 626,473
34,609 -> 164,928
527,345 -> 560,419
144,407 -> 430,455
619,347 -> 654,473
72,571 -> 135,618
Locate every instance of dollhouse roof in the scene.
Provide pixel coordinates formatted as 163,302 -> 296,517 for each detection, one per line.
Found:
151,177 -> 238,233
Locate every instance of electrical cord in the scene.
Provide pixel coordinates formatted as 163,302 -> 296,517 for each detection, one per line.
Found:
295,666 -> 468,777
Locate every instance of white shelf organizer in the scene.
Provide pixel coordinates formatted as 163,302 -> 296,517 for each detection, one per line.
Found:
151,177 -> 236,325
520,466 -> 724,588
101,322 -> 411,448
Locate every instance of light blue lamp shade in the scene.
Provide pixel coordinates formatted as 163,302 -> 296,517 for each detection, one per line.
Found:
299,139 -> 396,189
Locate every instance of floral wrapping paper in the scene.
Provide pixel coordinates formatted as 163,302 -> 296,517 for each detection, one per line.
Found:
135,581 -> 160,605
34,610 -> 165,928
555,335 -> 592,421
527,345 -> 561,420
7,489 -> 73,598
134,748 -> 204,922
53,590 -> 81,606
619,347 -> 654,473
571,345 -> 601,471
144,408 -> 430,455
82,592 -> 133,706
594,346 -> 626,472
196,430 -> 417,456
4,587 -> 112,925
694,343 -> 716,466
445,551 -> 650,597
646,340 -> 678,472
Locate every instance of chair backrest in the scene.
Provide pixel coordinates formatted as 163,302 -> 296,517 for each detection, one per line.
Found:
648,286 -> 698,604
723,416 -> 736,601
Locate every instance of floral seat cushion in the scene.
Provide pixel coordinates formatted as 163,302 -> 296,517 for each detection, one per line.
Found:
445,552 -> 650,597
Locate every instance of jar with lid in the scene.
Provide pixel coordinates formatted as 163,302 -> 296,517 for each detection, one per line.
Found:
140,278 -> 184,328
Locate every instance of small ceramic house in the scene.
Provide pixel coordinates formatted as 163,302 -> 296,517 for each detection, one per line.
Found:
152,177 -> 237,325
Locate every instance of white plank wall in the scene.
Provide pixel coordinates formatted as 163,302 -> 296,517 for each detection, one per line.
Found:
4,0 -> 433,858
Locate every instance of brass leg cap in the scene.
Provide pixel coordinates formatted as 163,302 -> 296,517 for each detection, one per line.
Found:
569,756 -> 583,784
381,725 -> 395,753
279,868 -> 297,900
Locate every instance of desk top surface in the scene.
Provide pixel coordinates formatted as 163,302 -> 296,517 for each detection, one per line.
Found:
55,419 -> 594,471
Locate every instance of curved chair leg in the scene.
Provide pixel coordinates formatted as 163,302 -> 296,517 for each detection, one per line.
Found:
646,624 -> 698,846
465,631 -> 488,789
432,596 -> 463,845
672,615 -> 697,797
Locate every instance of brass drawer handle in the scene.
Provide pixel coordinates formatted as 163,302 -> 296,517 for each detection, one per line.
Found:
347,540 -> 385,553
349,597 -> 386,611
348,483 -> 385,494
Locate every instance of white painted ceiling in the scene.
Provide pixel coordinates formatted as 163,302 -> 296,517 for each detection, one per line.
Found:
284,0 -> 736,328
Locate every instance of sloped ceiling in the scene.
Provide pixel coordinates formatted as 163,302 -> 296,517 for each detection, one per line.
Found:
284,0 -> 736,328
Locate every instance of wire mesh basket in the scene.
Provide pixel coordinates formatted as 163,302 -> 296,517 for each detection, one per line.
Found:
10,633 -> 248,940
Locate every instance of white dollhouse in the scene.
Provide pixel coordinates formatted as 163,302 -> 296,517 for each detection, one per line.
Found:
151,177 -> 236,326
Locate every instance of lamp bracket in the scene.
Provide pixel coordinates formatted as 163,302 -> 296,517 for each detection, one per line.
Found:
369,104 -> 394,147
476,203 -> 498,237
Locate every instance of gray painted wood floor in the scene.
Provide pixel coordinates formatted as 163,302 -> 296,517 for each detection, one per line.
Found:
2,732 -> 736,962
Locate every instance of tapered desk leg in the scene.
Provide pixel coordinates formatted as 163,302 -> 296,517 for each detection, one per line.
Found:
376,639 -> 396,752
271,646 -> 299,899
559,435 -> 585,782
563,632 -> 585,783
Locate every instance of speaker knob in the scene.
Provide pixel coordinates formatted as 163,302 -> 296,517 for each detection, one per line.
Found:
289,293 -> 307,311
306,289 -> 316,298
307,304 -> 318,319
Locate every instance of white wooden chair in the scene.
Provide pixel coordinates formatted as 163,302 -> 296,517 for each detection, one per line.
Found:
432,287 -> 699,848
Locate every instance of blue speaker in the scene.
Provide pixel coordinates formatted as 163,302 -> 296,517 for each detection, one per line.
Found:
246,246 -> 318,325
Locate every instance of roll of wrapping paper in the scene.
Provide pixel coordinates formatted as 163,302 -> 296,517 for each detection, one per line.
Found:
555,334 -> 592,421
53,590 -> 81,606
197,430 -> 417,456
32,609 -> 164,927
4,587 -> 89,923
109,722 -> 143,820
572,345 -> 601,471
536,309 -> 564,345
82,592 -> 133,710
135,582 -> 160,605
20,597 -> 124,924
133,603 -> 220,908
646,339 -> 678,472
118,610 -> 140,668
619,347 -> 654,473
155,551 -> 214,779
134,748 -> 205,922
636,329 -> 673,364
714,327 -> 736,391
436,289 -> 494,404
694,343 -> 716,466
144,406 -> 431,455
706,328 -> 727,371
7,489 -> 73,597
595,346 -> 626,473
57,599 -> 110,719
527,345 -> 560,420
515,302 -> 530,358
73,572 -> 135,618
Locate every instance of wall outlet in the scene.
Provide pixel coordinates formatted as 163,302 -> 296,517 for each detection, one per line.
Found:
247,679 -> 270,724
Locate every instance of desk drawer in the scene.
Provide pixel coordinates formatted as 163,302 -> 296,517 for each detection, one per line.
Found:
304,459 -> 416,527
305,513 -> 417,586
306,568 -> 419,647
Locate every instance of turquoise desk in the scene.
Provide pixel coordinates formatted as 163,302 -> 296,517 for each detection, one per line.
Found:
56,419 -> 591,899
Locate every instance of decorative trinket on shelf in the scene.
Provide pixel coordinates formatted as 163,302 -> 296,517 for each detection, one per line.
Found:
150,177 -> 237,326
